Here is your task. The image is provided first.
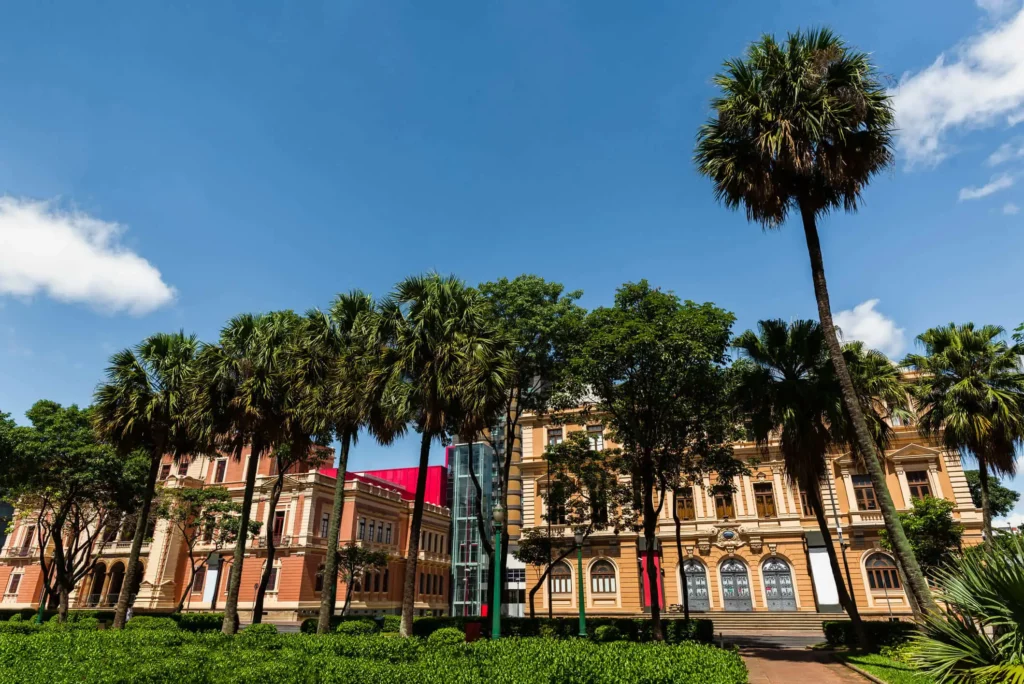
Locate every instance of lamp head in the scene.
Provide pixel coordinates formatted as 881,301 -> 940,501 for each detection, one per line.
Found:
573,530 -> 584,546
492,503 -> 505,525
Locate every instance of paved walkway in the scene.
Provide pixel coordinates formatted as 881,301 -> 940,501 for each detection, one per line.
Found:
741,648 -> 869,683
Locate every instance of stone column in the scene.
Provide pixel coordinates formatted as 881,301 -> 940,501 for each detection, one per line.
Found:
927,463 -> 945,499
894,465 -> 912,509
772,470 -> 790,515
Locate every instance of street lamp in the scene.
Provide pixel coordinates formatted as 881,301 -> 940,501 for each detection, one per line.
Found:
574,529 -> 586,638
491,503 -> 505,640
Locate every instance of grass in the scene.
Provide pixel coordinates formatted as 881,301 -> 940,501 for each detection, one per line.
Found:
838,652 -> 935,684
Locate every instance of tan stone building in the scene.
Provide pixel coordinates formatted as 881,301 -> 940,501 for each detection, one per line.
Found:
0,449 -> 451,622
519,414 -> 983,626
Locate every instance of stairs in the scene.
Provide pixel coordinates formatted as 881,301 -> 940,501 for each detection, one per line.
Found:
699,611 -> 831,635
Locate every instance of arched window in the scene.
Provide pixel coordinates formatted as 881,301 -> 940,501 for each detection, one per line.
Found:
550,562 -> 572,594
865,554 -> 901,589
590,560 -> 616,594
314,564 -> 325,593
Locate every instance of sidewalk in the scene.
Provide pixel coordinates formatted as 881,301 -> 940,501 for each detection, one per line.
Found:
742,647 -> 870,683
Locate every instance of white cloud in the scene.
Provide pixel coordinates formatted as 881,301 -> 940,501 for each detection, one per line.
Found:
987,139 -> 1024,165
835,299 -> 906,358
977,0 -> 1021,16
0,197 -> 175,314
959,173 -> 1015,200
1004,202 -> 1021,214
893,7 -> 1024,165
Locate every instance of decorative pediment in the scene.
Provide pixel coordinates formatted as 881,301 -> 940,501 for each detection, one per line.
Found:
709,521 -> 763,555
835,443 -> 943,470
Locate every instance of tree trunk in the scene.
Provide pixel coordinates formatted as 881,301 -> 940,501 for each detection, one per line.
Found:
672,494 -> 689,622
58,586 -> 69,623
222,439 -> 263,635
977,461 -> 993,550
178,558 -> 198,614
251,469 -> 285,624
806,483 -> 866,648
799,204 -> 937,617
341,579 -> 355,617
528,547 -> 573,619
113,452 -> 162,629
317,432 -> 353,633
642,474 -> 664,641
399,432 -> 432,637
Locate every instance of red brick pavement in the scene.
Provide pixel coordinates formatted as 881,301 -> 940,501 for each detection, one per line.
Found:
742,648 -> 871,683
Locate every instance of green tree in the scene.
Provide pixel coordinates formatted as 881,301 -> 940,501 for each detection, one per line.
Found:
904,323 -> 1024,547
964,470 -> 1019,519
188,312 -> 296,634
5,401 -> 149,621
335,543 -> 389,616
154,486 -> 260,613
880,497 -> 963,575
363,274 -> 492,637
93,332 -> 203,628
477,275 -> 586,600
568,281 -> 734,640
733,319 -> 867,640
694,29 -> 936,615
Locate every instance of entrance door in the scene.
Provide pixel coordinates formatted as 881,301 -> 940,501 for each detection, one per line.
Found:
763,557 -> 797,611
720,559 -> 752,611
682,560 -> 710,612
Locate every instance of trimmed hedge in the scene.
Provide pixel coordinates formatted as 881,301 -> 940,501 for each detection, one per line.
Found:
0,631 -> 747,683
171,612 -> 225,633
336,620 -> 376,635
125,616 -> 180,631
823,620 -> 918,648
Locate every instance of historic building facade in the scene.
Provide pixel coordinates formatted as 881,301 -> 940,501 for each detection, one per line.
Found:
0,450 -> 452,622
518,414 -> 984,619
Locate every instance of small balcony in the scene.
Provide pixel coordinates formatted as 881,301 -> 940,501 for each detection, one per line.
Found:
253,535 -> 292,549
1,546 -> 37,560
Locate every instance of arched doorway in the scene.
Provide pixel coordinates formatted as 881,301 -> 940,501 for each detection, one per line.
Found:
106,563 -> 126,607
681,560 -> 710,612
762,557 -> 797,611
719,559 -> 752,611
87,563 -> 107,607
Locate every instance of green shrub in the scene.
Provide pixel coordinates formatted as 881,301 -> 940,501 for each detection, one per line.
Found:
6,614 -> 22,623
594,625 -> 623,642
45,616 -> 99,631
427,627 -> 465,646
172,612 -> 224,632
336,620 -> 376,636
0,621 -> 40,634
822,620 -> 917,649
242,623 -> 279,636
125,616 -> 180,631
381,615 -> 401,633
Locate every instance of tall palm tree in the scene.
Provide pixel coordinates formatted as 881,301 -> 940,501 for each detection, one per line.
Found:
695,29 -> 935,614
904,324 -> 1024,547
364,274 -> 490,637
93,332 -> 201,629
189,312 -> 294,634
732,319 -> 867,642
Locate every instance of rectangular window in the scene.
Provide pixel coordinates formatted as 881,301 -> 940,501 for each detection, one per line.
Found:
383,569 -> 389,593
587,425 -> 604,451
547,428 -> 563,446
906,471 -> 932,501
800,490 -> 813,518
715,493 -> 734,519
506,568 -> 526,583
373,572 -> 380,593
591,491 -> 609,525
368,520 -> 375,544
376,522 -> 384,543
214,459 -> 227,484
754,482 -> 777,518
547,498 -> 567,525
191,566 -> 206,594
177,459 -> 189,477
419,573 -> 425,595
20,526 -> 35,554
676,488 -> 696,521
852,475 -> 878,510
267,566 -> 278,592
320,513 -> 330,539
272,511 -> 286,545
385,523 -> 392,545
159,463 -> 172,480
6,573 -> 22,596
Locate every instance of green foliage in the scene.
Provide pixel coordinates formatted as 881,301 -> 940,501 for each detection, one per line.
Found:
125,616 -> 180,631
336,619 -> 376,635
0,631 -> 747,684
964,469 -> 1019,519
426,627 -> 464,646
839,652 -> 933,684
543,431 -> 637,533
913,532 -> 1024,682
880,497 -> 963,573
381,615 -> 401,633
594,625 -> 622,643
822,620 -> 917,649
0,621 -> 40,634
171,612 -> 225,633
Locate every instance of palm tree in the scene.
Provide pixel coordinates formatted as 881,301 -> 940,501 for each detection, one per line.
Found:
189,312 -> 294,634
93,332 -> 201,629
732,319 -> 867,643
364,274 -> 490,637
695,29 -> 935,614
904,324 -> 1024,547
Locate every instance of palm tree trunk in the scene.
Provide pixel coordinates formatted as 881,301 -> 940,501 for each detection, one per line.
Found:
977,461 -> 994,550
112,452 -> 161,629
399,431 -> 432,637
672,494 -> 690,622
642,472 -> 664,641
317,431 -> 353,633
222,439 -> 263,635
799,204 -> 937,617
806,483 -> 866,647
251,469 -> 285,624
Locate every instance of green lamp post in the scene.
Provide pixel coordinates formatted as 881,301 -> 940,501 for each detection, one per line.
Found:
491,503 -> 505,640
574,529 -> 586,637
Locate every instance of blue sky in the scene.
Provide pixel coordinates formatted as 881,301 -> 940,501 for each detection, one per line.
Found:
1,2 -> 1023,518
